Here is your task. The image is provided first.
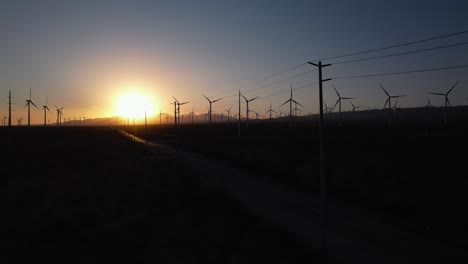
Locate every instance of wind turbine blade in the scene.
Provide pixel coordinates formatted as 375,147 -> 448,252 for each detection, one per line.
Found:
30,101 -> 39,109
383,98 -> 390,109
341,97 -> 355,100
380,84 -> 390,97
349,100 -> 355,107
427,93 -> 444,96
332,85 -> 340,98
393,95 -> 407,98
279,99 -> 290,107
446,97 -> 452,107
202,94 -> 210,102
292,100 -> 304,107
333,99 -> 340,110
250,96 -> 260,101
212,98 -> 223,103
172,96 -> 179,103
24,102 -> 29,108
446,81 -> 459,95
54,104 -> 59,109
241,94 -> 247,101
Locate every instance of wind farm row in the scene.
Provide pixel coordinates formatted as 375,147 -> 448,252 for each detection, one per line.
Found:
2,30 -> 467,129
2,79 -> 466,129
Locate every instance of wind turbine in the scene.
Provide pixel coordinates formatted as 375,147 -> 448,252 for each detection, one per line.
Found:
240,93 -> 260,128
190,106 -> 195,124
173,96 -> 189,127
55,105 -> 63,126
323,101 -> 333,114
24,85 -> 39,127
427,82 -> 458,126
266,103 -> 276,120
293,103 -> 302,117
349,100 -> 362,112
42,96 -> 51,127
203,94 -> 223,127
280,84 -> 302,126
225,106 -> 232,121
381,84 -> 407,126
332,85 -> 355,127
381,84 -> 407,111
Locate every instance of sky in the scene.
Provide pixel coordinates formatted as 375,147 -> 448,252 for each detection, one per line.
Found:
1,0 -> 467,124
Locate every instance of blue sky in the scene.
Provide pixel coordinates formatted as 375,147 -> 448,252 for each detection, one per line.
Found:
1,0 -> 467,123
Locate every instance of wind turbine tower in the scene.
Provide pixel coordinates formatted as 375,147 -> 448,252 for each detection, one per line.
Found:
427,82 -> 458,127
240,93 -> 259,128
280,85 -> 302,126
203,94 -> 223,127
25,85 -> 38,127
332,85 -> 355,127
381,84 -> 407,126
42,97 -> 51,127
266,103 -> 276,120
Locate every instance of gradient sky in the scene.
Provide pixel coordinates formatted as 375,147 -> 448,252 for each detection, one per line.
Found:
1,0 -> 467,124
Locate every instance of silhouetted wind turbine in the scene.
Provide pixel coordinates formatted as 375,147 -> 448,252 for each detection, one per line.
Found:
323,101 -> 333,114
241,93 -> 259,128
24,85 -> 38,127
173,96 -> 189,127
266,103 -> 276,120
381,84 -> 407,111
203,94 -> 222,127
42,96 -> 51,127
349,100 -> 362,112
293,103 -> 302,117
190,106 -> 195,124
427,82 -> 458,126
225,106 -> 232,121
55,105 -> 63,126
332,85 -> 355,127
280,84 -> 302,126
381,84 -> 406,126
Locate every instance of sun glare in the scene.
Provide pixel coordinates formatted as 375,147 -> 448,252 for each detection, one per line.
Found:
115,92 -> 156,119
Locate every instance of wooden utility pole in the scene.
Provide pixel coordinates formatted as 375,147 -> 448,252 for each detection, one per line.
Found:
308,61 -> 331,248
238,90 -> 241,137
8,91 -> 12,127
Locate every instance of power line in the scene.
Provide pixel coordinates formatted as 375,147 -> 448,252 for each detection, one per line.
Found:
310,30 -> 468,62
206,30 -> 468,99
333,41 -> 468,65
211,63 -> 307,98
243,69 -> 317,94
332,64 -> 468,80
260,81 -> 320,100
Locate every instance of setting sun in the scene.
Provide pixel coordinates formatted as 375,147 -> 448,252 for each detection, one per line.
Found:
114,92 -> 156,119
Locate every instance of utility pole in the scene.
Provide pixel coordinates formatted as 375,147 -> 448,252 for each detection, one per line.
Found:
8,91 -> 12,127
308,61 -> 331,248
144,110 -> 148,144
174,100 -> 177,128
238,90 -> 241,137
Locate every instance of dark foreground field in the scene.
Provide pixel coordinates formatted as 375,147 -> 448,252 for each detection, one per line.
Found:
4,127 -> 321,263
133,119 -> 468,251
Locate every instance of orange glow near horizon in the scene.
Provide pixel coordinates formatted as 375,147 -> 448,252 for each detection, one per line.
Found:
114,91 -> 157,119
